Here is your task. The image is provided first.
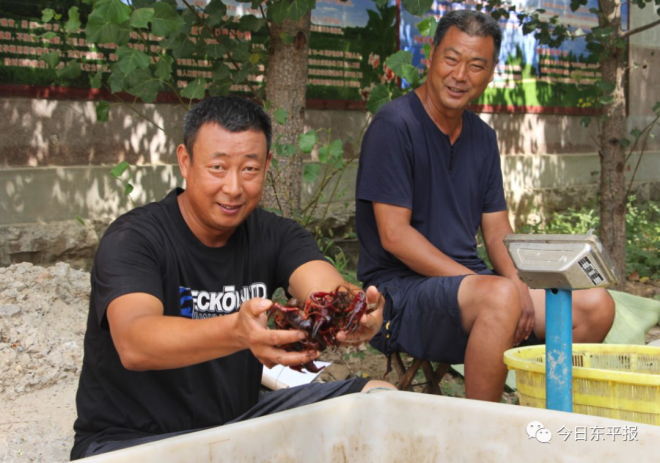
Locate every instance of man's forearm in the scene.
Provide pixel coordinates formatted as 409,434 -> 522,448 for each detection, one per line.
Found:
383,224 -> 475,277
110,310 -> 247,371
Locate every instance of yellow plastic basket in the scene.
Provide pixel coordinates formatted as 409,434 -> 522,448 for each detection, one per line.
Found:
504,344 -> 660,425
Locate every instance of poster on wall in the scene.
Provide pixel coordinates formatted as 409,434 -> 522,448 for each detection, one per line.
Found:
400,0 -> 612,114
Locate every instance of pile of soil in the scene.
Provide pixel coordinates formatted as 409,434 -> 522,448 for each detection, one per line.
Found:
0,263 -> 89,463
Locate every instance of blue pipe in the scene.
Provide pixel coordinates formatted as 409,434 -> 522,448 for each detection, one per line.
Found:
545,288 -> 573,412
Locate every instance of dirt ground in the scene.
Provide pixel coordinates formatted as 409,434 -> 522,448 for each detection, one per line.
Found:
0,262 -> 658,462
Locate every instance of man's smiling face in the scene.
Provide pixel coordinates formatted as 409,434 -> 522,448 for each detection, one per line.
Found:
177,122 -> 270,246
425,26 -> 496,114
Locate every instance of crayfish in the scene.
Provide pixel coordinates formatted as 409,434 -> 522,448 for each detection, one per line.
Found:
268,286 -> 369,373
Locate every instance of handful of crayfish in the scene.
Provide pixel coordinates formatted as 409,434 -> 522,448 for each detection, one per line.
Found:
268,286 -> 370,372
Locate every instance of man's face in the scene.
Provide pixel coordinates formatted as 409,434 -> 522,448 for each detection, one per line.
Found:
177,122 -> 270,246
425,26 -> 496,113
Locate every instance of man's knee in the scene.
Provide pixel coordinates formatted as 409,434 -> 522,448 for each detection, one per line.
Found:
574,288 -> 615,341
459,276 -> 521,333
361,379 -> 397,392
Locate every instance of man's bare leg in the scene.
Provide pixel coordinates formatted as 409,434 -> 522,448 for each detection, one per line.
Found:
458,275 -> 521,401
530,288 -> 615,342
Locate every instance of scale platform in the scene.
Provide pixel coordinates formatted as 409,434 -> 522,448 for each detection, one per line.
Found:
504,232 -> 619,290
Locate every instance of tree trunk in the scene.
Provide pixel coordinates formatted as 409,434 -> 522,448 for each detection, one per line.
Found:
598,0 -> 627,286
262,12 -> 312,217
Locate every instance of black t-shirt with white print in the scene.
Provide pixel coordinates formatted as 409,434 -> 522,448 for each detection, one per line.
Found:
71,188 -> 324,459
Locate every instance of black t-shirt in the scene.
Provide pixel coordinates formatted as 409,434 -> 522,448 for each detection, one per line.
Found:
71,188 -> 324,459
356,92 -> 507,286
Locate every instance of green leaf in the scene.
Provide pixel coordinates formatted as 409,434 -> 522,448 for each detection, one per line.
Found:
65,6 -> 81,33
279,31 -> 294,45
96,100 -> 110,122
238,15 -> 266,32
152,1 -> 185,37
110,161 -> 130,178
41,51 -> 60,68
108,66 -> 128,93
212,62 -> 231,81
206,43 -> 228,59
417,17 -> 437,38
124,183 -> 134,195
154,54 -> 173,80
89,71 -> 103,88
275,142 -> 297,157
249,52 -> 263,65
367,84 -> 391,114
327,139 -> 344,161
130,8 -> 155,29
268,1 -> 288,23
86,16 -> 130,45
303,163 -> 321,183
126,69 -> 161,102
422,43 -> 432,61
298,131 -> 317,153
85,0 -> 132,44
57,62 -> 82,80
117,45 -> 151,73
286,0 -> 315,21
93,0 -> 131,24
318,144 -> 330,163
208,79 -> 232,96
273,108 -> 288,125
400,64 -> 420,86
42,8 -> 55,23
40,31 -> 58,40
402,0 -> 434,16
385,50 -> 413,78
181,78 -> 207,100
171,37 -> 196,59
205,0 -> 227,27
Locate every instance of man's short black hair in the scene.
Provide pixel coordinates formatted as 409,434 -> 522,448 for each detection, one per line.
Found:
433,10 -> 502,63
183,96 -> 272,157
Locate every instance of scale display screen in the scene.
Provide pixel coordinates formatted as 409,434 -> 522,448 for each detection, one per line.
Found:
504,233 -> 618,290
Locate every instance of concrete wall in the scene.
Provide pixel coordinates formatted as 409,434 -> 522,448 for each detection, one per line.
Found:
1,100 -> 659,227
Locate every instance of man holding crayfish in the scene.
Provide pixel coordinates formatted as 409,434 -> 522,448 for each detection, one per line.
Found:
71,96 -> 393,459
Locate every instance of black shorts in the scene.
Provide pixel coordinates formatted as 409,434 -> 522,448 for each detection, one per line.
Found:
370,274 -> 470,364
80,377 -> 368,458
370,272 -> 544,364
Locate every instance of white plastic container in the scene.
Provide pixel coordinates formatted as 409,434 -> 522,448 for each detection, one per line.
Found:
77,390 -> 660,462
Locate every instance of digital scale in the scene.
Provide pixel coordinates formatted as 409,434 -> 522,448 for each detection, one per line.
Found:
504,232 -> 618,411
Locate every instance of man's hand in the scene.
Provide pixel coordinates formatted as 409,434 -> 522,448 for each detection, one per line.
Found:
235,298 -> 319,368
512,279 -> 535,345
336,286 -> 384,345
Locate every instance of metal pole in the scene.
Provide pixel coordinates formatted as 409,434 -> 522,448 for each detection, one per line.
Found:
545,288 -> 573,412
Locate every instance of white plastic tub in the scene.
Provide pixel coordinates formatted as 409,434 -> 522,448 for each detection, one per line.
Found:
77,390 -> 660,462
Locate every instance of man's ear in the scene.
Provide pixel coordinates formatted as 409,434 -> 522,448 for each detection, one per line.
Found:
176,144 -> 191,180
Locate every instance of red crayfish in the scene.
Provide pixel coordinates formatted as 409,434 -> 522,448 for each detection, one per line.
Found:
268,286 -> 370,373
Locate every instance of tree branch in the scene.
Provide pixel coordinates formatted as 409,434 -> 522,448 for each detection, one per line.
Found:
620,17 -> 660,39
